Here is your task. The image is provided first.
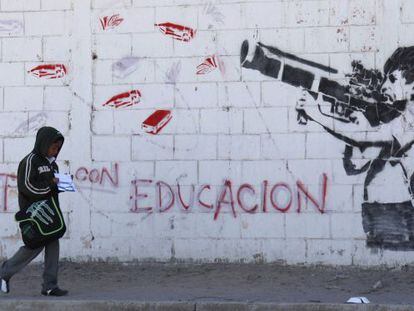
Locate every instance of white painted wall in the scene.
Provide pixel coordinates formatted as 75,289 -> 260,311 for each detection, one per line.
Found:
0,0 -> 413,265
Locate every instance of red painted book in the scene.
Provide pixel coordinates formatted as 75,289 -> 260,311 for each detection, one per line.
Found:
142,110 -> 172,135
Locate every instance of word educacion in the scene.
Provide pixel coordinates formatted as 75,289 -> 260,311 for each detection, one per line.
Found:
130,173 -> 328,220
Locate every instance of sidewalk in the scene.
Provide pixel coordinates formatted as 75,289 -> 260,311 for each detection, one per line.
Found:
1,261 -> 414,310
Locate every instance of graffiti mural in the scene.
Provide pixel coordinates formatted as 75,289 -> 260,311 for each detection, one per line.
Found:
241,40 -> 414,250
0,20 -> 23,34
141,110 -> 172,135
164,61 -> 182,84
75,163 -> 119,190
14,112 -> 48,136
129,174 -> 328,220
155,22 -> 196,42
103,90 -> 141,108
196,55 -> 219,75
112,57 -> 140,79
28,64 -> 67,79
202,2 -> 225,27
0,173 -> 17,211
100,14 -> 124,31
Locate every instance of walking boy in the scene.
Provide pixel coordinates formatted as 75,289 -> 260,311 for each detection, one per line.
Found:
0,126 -> 68,296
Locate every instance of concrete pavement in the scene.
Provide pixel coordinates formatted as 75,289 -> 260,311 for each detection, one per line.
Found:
0,301 -> 413,311
1,261 -> 414,310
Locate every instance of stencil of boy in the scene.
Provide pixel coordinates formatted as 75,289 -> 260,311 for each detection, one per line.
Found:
296,47 -> 414,250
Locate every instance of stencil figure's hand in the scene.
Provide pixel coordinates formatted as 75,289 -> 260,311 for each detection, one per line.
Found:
296,97 -> 309,125
295,89 -> 317,125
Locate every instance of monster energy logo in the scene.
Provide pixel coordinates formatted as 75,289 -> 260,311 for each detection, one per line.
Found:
27,200 -> 55,225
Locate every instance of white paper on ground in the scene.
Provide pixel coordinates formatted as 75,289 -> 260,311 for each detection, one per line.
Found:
346,297 -> 370,304
54,173 -> 76,192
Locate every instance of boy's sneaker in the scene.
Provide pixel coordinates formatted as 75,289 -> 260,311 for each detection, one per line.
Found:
0,278 -> 9,293
41,287 -> 68,297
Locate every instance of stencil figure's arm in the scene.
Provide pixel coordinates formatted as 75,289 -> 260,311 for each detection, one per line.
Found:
342,145 -> 371,176
296,90 -> 393,148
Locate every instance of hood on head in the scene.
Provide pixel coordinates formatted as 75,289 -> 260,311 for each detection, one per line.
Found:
33,126 -> 64,158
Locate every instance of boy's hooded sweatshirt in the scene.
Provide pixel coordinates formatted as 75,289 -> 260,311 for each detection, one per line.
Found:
17,127 -> 64,213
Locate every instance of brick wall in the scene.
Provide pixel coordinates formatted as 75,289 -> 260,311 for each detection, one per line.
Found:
0,0 -> 413,265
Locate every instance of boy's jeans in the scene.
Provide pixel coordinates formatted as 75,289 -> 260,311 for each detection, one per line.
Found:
0,239 -> 59,291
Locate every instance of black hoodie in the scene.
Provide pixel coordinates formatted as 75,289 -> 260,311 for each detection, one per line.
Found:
17,127 -> 64,213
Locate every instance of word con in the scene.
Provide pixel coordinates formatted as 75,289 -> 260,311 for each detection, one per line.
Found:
75,163 -> 119,188
130,174 -> 328,220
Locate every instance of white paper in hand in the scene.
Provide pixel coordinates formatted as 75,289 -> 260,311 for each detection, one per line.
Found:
54,173 -> 76,192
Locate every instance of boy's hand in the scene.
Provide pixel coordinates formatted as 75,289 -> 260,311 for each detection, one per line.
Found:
296,89 -> 314,125
52,178 -> 60,184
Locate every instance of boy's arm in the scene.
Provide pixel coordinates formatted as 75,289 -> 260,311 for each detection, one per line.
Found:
342,144 -> 371,175
52,162 -> 64,193
18,154 -> 55,200
296,90 -> 393,147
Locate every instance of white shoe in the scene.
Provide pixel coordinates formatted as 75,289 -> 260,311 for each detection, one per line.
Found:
0,278 -> 9,293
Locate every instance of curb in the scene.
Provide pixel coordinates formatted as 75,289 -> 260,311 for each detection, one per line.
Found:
0,301 -> 413,311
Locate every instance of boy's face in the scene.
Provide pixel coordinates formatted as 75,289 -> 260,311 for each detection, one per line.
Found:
47,140 -> 63,158
382,70 -> 414,130
382,70 -> 414,103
